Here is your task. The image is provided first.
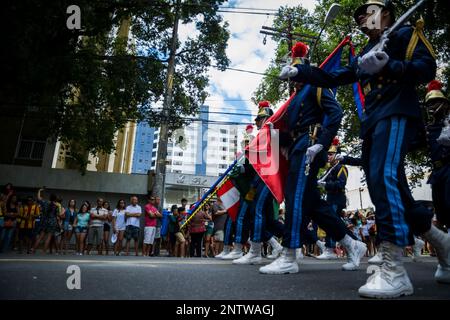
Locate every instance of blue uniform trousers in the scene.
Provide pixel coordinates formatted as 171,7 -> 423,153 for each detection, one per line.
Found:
282,134 -> 349,248
361,116 -> 433,246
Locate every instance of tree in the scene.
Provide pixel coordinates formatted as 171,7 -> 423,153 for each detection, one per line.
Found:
253,0 -> 450,186
0,0 -> 230,171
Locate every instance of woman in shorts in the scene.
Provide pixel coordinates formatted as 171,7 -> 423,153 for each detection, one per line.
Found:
203,203 -> 214,257
61,199 -> 77,254
73,203 -> 90,255
112,199 -> 127,256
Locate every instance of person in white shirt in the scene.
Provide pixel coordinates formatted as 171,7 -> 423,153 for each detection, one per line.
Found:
87,198 -> 109,255
112,199 -> 127,256
125,196 -> 142,256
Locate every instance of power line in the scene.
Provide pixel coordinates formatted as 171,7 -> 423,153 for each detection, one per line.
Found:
217,10 -> 276,16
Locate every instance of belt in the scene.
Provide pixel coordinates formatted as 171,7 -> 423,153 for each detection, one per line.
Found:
291,123 -> 321,141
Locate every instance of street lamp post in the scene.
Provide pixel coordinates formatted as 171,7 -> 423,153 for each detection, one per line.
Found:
359,187 -> 364,209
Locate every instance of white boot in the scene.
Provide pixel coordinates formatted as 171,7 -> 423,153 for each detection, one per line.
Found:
296,248 -> 304,262
358,241 -> 414,299
233,241 -> 263,265
412,237 -> 425,262
315,247 -> 338,260
267,237 -> 283,259
215,245 -> 231,259
340,234 -> 367,271
259,248 -> 299,274
316,240 -> 326,254
423,225 -> 450,284
221,243 -> 243,260
368,250 -> 383,265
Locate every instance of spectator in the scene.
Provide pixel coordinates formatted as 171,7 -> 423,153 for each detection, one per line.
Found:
73,203 -> 90,255
188,205 -> 208,258
3,183 -> 15,200
181,198 -> 188,211
87,198 -> 108,255
125,196 -> 142,256
18,196 -> 40,254
61,199 -> 77,255
366,213 -> 377,257
31,189 -> 60,254
168,205 -> 178,257
103,201 -> 112,256
153,196 -> 163,256
143,196 -> 161,256
0,193 -> 5,250
53,197 -> 65,254
202,203 -> 214,258
0,194 -> 20,252
112,199 -> 127,256
278,208 -> 285,224
174,206 -> 186,257
212,198 -> 228,256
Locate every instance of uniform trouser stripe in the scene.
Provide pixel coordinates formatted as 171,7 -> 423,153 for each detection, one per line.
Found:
290,154 -> 307,248
384,117 -> 409,246
235,202 -> 248,243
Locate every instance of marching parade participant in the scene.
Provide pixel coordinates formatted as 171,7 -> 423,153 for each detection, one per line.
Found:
259,42 -> 367,275
423,80 -> 450,283
232,102 -> 284,265
280,0 -> 449,298
316,138 -> 350,260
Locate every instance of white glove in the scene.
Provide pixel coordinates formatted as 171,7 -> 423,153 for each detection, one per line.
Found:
317,180 -> 326,188
358,51 -> 389,75
305,144 -> 323,165
334,154 -> 344,161
437,117 -> 450,146
279,65 -> 298,80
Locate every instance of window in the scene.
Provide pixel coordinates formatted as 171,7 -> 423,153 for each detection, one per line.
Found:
151,160 -> 156,167
220,129 -> 227,134
153,143 -> 157,149
221,156 -> 227,160
16,139 -> 46,160
173,170 -> 182,173
175,152 -> 183,157
152,151 -> 156,157
139,159 -> 143,163
210,137 -> 216,142
173,161 -> 182,166
219,164 -> 227,169
221,138 -> 227,143
221,147 -> 227,151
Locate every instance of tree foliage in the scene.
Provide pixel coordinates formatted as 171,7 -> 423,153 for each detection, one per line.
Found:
253,0 -> 450,186
1,0 -> 229,171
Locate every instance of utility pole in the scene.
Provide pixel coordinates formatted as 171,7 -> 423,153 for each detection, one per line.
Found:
153,0 -> 181,207
259,11 -> 318,95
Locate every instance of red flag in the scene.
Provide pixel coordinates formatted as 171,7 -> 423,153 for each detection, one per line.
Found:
216,179 -> 240,221
247,37 -> 352,204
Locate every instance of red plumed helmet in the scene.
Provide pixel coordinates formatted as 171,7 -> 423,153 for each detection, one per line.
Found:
332,137 -> 340,146
427,80 -> 442,92
258,101 -> 270,108
291,42 -> 309,58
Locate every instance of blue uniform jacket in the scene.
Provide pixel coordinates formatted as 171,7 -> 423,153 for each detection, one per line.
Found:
286,86 -> 343,153
324,163 -> 348,208
292,25 -> 436,137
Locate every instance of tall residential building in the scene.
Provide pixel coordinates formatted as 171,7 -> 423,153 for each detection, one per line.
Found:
146,105 -> 244,177
131,123 -> 156,174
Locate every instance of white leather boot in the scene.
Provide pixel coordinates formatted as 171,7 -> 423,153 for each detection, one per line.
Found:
214,245 -> 230,259
368,250 -> 383,265
221,243 -> 243,260
340,234 -> 367,271
359,241 -> 414,299
267,237 -> 283,259
233,241 -> 263,265
316,247 -> 338,260
423,225 -> 450,284
259,248 -> 299,274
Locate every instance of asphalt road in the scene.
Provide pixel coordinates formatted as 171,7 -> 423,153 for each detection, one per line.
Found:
0,253 -> 449,300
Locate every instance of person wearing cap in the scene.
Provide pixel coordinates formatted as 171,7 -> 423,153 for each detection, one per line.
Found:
279,0 -> 448,299
231,101 -> 285,265
423,80 -> 450,283
260,42 -> 367,275
316,138 -> 354,260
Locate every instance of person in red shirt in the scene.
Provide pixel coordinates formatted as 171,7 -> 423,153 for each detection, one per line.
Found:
143,196 -> 162,256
